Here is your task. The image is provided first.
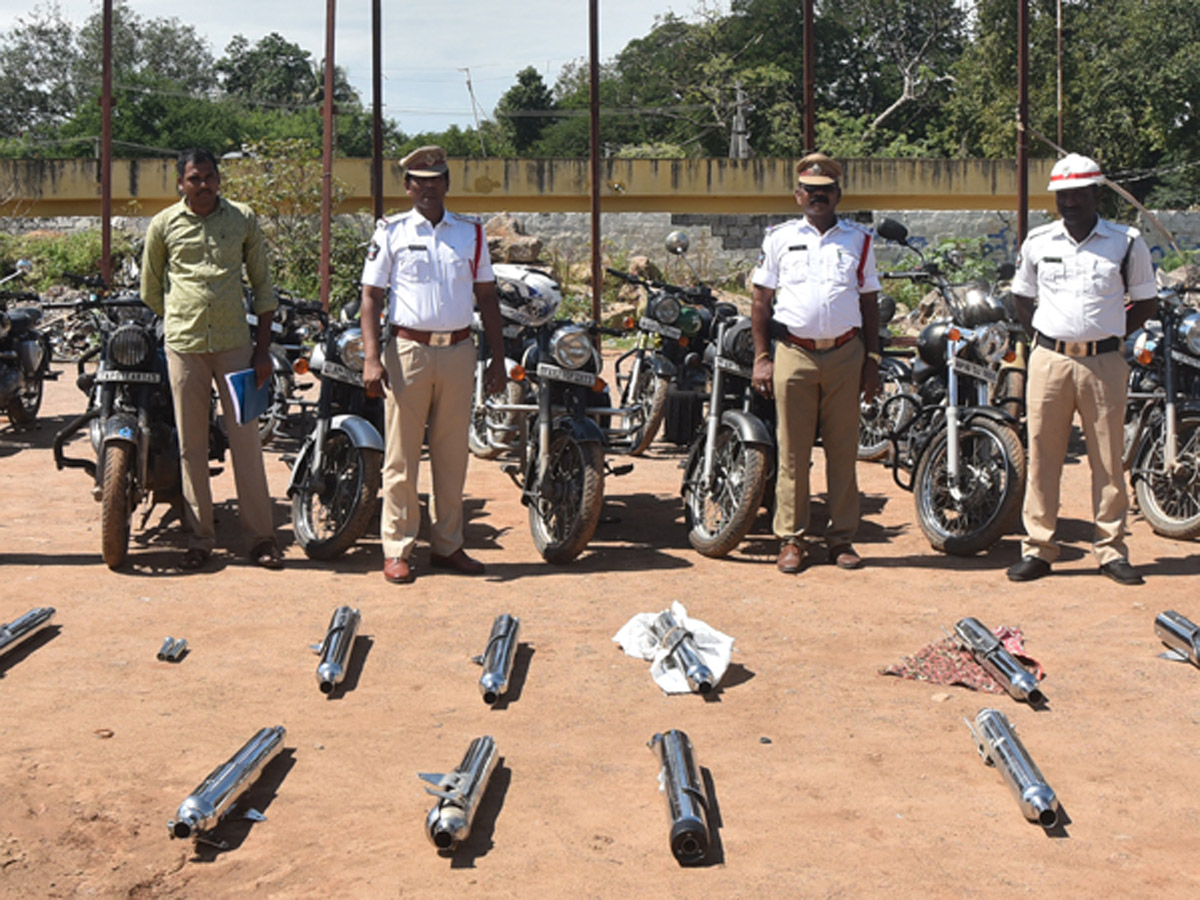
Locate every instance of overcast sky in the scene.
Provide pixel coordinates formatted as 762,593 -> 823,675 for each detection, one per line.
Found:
2,0 -> 706,136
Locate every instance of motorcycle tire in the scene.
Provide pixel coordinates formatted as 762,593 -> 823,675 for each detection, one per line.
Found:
624,368 -> 670,456
100,442 -> 133,569
1134,415 -> 1200,540
6,375 -> 44,425
528,432 -> 605,564
914,416 -> 1025,556
258,372 -> 293,446
858,368 -> 917,462
292,431 -> 383,560
682,424 -> 770,558
469,381 -> 526,461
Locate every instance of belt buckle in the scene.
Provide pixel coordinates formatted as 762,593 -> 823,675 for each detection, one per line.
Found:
812,338 -> 835,351
429,331 -> 453,347
1063,341 -> 1087,358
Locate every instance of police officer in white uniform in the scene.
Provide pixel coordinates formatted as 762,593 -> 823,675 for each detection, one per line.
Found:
1006,153 -> 1157,585
360,146 -> 507,584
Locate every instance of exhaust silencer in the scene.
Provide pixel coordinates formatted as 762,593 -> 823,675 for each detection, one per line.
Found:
0,607 -> 56,655
968,708 -> 1059,828
648,729 -> 709,865
420,735 -> 497,851
157,637 -> 187,662
314,606 -> 360,694
168,725 -> 286,840
649,610 -> 714,694
474,614 -> 520,705
954,617 -> 1044,704
1155,610 -> 1200,666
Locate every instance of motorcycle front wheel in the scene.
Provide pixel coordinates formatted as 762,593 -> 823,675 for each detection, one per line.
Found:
6,375 -> 43,425
528,432 -> 604,563
468,381 -> 526,460
858,368 -> 917,461
1134,416 -> 1200,540
100,442 -> 133,569
682,425 -> 769,558
292,431 -> 383,560
914,417 -> 1025,556
623,367 -> 670,456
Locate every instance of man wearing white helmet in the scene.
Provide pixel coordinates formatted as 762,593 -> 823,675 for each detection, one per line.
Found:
1006,153 -> 1157,585
360,145 -> 507,584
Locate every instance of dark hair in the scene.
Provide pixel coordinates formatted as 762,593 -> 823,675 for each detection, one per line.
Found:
177,148 -> 219,178
404,171 -> 450,190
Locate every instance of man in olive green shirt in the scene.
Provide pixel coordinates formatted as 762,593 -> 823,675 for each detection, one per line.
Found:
141,148 -> 283,570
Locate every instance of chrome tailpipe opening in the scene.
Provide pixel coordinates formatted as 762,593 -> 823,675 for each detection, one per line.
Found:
314,606 -> 361,695
649,729 -> 710,865
420,735 -> 498,852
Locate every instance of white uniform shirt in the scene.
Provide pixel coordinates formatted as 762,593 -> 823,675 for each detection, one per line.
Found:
1011,217 -> 1156,342
361,209 -> 495,331
751,217 -> 881,340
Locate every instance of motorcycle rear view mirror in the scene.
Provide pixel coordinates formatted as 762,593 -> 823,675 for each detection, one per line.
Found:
15,259 -> 33,274
876,218 -> 909,245
665,231 -> 690,256
996,261 -> 1016,281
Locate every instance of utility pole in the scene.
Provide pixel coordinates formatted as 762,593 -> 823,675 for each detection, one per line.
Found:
729,81 -> 751,159
459,67 -> 487,157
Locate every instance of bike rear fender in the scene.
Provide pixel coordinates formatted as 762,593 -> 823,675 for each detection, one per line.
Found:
720,409 -> 774,447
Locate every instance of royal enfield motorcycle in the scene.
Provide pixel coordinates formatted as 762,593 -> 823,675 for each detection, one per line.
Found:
248,288 -> 322,445
1124,282 -> 1200,538
857,293 -> 918,461
876,218 -> 1026,556
0,259 -> 54,425
287,306 -> 384,560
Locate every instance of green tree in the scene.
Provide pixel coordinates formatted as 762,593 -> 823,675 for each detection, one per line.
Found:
495,66 -> 555,152
0,4 -> 78,139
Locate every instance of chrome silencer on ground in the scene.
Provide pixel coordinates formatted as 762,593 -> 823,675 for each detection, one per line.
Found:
421,735 -> 497,851
168,725 -> 286,840
1155,610 -> 1200,666
649,610 -> 714,694
474,614 -> 520,705
0,606 -> 56,655
314,606 -> 360,694
968,708 -> 1059,828
157,637 -> 187,661
954,616 -> 1044,704
649,729 -> 709,865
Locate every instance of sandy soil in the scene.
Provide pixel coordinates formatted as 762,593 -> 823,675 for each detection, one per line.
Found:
2,370 -> 1199,900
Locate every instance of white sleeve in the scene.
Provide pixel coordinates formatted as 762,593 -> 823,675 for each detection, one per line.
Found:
360,224 -> 394,289
751,229 -> 779,290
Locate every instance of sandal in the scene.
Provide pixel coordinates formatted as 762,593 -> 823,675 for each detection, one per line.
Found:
251,541 -> 284,570
179,548 -> 211,571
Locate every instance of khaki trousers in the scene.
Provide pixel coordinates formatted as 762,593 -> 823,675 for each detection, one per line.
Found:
166,344 -> 276,553
381,336 -> 475,560
772,338 -> 864,546
1020,345 -> 1130,565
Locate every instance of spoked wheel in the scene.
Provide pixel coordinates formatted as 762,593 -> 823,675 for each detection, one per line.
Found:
258,372 -> 293,446
858,368 -> 917,461
292,430 -> 382,560
6,375 -> 44,425
682,425 -> 770,558
914,417 -> 1025,555
469,381 -> 526,460
528,432 -> 604,563
623,366 -> 670,456
100,442 -> 133,569
1134,416 -> 1200,540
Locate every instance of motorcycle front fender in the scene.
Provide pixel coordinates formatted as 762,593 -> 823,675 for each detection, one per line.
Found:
287,415 -> 384,498
879,356 -> 911,379
959,404 -> 1020,431
552,414 -> 605,446
647,355 -> 678,380
102,412 -> 141,448
719,409 -> 774,448
1129,410 -> 1200,483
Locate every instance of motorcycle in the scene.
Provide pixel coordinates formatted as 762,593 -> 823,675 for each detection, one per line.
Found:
607,231 -> 719,455
679,304 -> 776,558
287,306 -> 385,560
1124,282 -> 1200,539
247,288 -> 322,445
857,293 -> 919,461
52,292 -> 227,569
876,218 -> 1027,556
0,259 -> 54,425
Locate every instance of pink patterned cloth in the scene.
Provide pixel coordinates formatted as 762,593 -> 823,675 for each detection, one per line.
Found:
880,625 -> 1044,693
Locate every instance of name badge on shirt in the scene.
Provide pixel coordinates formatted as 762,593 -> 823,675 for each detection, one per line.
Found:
787,244 -> 808,252
1042,256 -> 1063,265
407,244 -> 429,252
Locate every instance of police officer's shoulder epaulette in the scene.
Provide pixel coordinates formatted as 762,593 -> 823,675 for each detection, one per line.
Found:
448,211 -> 483,226
1026,221 -> 1058,241
375,211 -> 408,230
764,218 -> 802,236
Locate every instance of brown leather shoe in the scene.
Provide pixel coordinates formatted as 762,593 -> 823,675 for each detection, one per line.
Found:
776,541 -> 804,574
383,556 -> 415,584
830,544 -> 863,569
429,548 -> 486,575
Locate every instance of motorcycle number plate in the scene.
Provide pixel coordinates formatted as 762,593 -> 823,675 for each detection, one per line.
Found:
640,317 -> 682,340
320,360 -> 364,386
714,356 -> 750,378
1171,349 -> 1200,369
536,363 -> 596,387
950,357 -> 998,384
94,369 -> 160,384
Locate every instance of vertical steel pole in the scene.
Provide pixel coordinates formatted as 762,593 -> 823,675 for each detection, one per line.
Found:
803,0 -> 815,153
320,0 -> 336,312
372,0 -> 383,222
1056,0 -> 1063,148
1017,0 -> 1030,245
100,0 -> 113,285
588,0 -> 602,330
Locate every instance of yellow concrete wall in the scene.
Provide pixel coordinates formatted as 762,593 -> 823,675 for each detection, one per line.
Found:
0,157 -> 1060,218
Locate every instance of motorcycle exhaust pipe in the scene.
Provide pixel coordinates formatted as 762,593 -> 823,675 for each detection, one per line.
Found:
474,614 -> 520,705
649,609 -> 714,694
420,735 -> 498,851
648,729 -> 709,865
157,636 -> 187,662
168,725 -> 286,840
1155,610 -> 1200,666
314,605 -> 361,694
954,617 -> 1044,704
968,708 -> 1059,828
0,607 -> 56,655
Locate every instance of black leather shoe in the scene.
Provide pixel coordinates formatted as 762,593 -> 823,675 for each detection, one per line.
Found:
1099,558 -> 1144,585
1007,556 -> 1051,582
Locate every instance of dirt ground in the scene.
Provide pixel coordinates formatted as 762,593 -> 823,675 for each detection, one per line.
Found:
2,369 -> 1200,900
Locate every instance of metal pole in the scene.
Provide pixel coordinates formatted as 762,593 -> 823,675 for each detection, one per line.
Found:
320,0 -> 336,312
1017,0 -> 1030,245
803,0 -> 815,153
371,0 -> 383,221
1056,0 -> 1063,148
100,0 -> 113,286
588,0 -> 602,329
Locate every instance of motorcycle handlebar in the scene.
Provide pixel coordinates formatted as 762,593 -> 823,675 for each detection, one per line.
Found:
605,267 -> 713,302
0,290 -> 40,303
62,272 -> 109,289
42,295 -> 146,311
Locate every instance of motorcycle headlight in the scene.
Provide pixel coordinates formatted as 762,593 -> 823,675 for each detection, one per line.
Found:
550,325 -> 593,370
974,322 -> 1009,365
649,293 -> 681,325
677,306 -> 702,338
109,323 -> 153,368
1177,311 -> 1200,356
336,327 -> 366,371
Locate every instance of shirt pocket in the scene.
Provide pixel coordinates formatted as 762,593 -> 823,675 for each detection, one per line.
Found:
830,249 -> 860,286
1088,256 -> 1121,294
1038,258 -> 1068,288
779,248 -> 810,283
396,248 -> 431,282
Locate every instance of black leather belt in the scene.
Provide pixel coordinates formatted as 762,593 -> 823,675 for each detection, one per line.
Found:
1035,333 -> 1120,358
784,327 -> 859,352
392,325 -> 472,347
